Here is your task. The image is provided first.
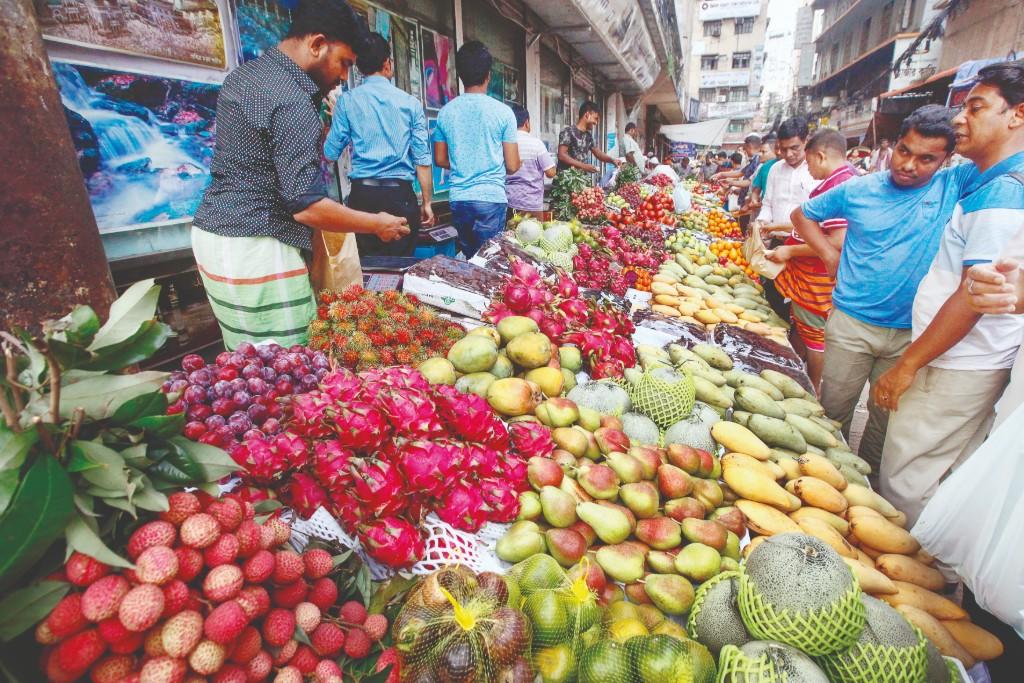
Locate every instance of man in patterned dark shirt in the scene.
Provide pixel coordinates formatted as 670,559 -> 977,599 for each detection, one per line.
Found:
191,0 -> 408,349
556,100 -> 621,174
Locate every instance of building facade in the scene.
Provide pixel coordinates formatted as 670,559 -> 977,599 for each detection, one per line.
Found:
685,0 -> 769,144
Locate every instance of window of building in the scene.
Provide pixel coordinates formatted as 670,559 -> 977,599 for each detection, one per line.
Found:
829,43 -> 839,74
701,54 -> 719,70
729,87 -> 748,102
732,51 -> 751,69
881,2 -> 894,36
703,20 -> 722,37
735,17 -> 755,34
728,119 -> 746,133
860,17 -> 872,54
699,87 -> 717,101
904,0 -> 918,30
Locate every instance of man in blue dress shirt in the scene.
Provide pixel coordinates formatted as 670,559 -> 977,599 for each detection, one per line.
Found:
324,32 -> 433,257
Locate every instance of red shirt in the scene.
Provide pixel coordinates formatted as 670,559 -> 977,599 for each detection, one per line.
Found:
785,164 -> 858,274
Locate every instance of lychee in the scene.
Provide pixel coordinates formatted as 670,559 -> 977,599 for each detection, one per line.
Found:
293,602 -> 321,632
136,545 -> 179,585
227,626 -> 261,664
235,520 -> 262,558
118,584 -> 165,632
162,579 -> 190,617
44,592 -> 87,639
161,610 -> 203,658
273,550 -> 304,584
89,653 -> 136,683
261,608 -> 295,647
338,600 -> 367,625
65,552 -> 111,587
54,628 -> 106,674
206,499 -> 243,532
236,586 -> 270,619
203,564 -> 244,602
245,651 -> 272,681
188,639 -> 226,676
179,513 -> 220,548
307,578 -> 338,611
82,575 -> 130,622
362,614 -> 388,641
203,600 -> 249,645
343,627 -> 372,659
242,550 -> 274,584
310,622 -> 345,657
127,520 -> 176,559
203,533 -> 239,568
138,655 -> 186,683
160,491 -> 201,526
174,547 -> 204,583
273,665 -> 303,683
302,549 -> 333,580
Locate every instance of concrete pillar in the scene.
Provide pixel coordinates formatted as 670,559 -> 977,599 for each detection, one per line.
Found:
0,0 -> 115,330
525,32 -> 541,128
453,0 -> 464,94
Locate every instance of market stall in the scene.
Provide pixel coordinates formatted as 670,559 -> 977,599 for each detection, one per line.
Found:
0,166 -> 999,683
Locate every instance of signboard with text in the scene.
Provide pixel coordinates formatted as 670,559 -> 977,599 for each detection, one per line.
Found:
700,70 -> 751,88
699,0 -> 761,21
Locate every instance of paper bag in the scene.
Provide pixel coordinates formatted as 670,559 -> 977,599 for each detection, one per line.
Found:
742,226 -> 785,279
311,230 -> 362,292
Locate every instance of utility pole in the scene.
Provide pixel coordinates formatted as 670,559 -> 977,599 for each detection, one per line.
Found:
0,0 -> 116,330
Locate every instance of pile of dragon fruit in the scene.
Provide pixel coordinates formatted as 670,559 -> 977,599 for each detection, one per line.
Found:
485,259 -> 637,378
227,366 -> 554,568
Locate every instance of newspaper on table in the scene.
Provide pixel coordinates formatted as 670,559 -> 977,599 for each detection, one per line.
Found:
402,256 -> 503,320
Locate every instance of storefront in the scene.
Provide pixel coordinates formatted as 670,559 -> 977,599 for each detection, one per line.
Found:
539,44 -> 571,151
462,0 -> 526,108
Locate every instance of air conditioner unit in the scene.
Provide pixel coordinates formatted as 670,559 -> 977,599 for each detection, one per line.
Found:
717,95 -> 728,103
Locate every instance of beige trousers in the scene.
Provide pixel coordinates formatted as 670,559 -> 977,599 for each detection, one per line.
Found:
880,365 -> 1010,527
820,309 -> 911,479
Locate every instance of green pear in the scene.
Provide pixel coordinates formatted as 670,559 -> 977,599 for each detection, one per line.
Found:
643,574 -> 695,616
517,491 -> 541,521
618,482 -> 660,519
540,486 -> 577,528
635,517 -> 682,551
605,451 -> 646,484
646,550 -> 679,575
652,619 -> 689,640
496,530 -> 545,563
673,542 -> 722,582
596,542 -> 646,583
577,501 -> 631,544
606,601 -> 641,623
559,345 -> 583,372
720,557 -> 740,573
577,406 -> 602,432
723,530 -> 741,561
552,427 -> 588,457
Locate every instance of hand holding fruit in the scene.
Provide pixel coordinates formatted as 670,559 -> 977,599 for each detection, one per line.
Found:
375,212 -> 410,241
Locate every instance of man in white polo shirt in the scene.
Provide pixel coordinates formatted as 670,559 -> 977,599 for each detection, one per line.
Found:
874,60 -> 1024,525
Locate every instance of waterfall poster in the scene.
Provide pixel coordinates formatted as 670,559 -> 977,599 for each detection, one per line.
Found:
53,61 -> 219,232
235,0 -> 297,62
36,0 -> 227,69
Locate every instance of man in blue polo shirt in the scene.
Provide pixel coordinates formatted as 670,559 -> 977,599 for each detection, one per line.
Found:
790,105 -> 976,478
873,61 -> 1024,525
325,32 -> 432,257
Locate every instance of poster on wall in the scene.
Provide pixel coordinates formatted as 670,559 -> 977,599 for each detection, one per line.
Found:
36,0 -> 227,69
421,28 -> 455,110
53,61 -> 219,232
235,0 -> 297,62
487,63 -> 505,102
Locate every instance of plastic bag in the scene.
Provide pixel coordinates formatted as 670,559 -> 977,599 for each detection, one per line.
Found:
912,403 -> 1024,637
742,227 -> 785,279
673,184 -> 693,213
310,230 -> 361,292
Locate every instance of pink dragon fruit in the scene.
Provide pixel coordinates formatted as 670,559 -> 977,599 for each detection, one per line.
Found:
289,392 -> 332,438
462,444 -> 504,479
556,272 -> 579,298
312,439 -> 354,490
374,390 -> 443,439
360,366 -> 431,394
358,517 -> 425,568
330,401 -> 391,452
479,478 -> 520,523
437,482 -> 489,533
508,421 -> 556,459
504,282 -> 532,314
272,432 -> 309,470
433,387 -> 510,449
349,457 -> 407,519
504,456 -> 529,490
328,488 -> 366,529
320,368 -> 363,401
230,437 -> 289,483
509,258 -> 542,286
393,439 -> 460,500
282,473 -> 330,518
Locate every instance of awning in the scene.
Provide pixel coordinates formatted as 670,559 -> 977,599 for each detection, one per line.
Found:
658,119 -> 730,146
878,65 -> 958,98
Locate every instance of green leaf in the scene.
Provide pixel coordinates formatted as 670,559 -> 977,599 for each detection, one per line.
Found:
147,457 -> 198,485
101,497 -> 136,516
254,500 -> 283,514
120,443 -> 150,469
0,471 -> 18,516
368,575 -> 418,615
0,581 -> 69,641
129,474 -> 169,513
65,514 -> 133,569
26,372 -> 168,421
89,279 -> 161,351
64,306 -> 100,347
47,338 -> 90,370
73,493 -> 98,518
112,391 -> 168,424
129,414 -> 185,440
79,320 -> 172,371
0,427 -> 37,472
168,436 -> 239,482
70,441 -> 130,491
0,455 -> 74,591
293,626 -> 312,647
14,337 -> 46,388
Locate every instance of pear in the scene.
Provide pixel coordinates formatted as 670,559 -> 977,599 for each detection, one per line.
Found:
516,491 -> 541,521
560,476 -> 592,504
542,398 -> 579,427
606,601 -> 640,623
568,520 -> 597,547
646,550 -> 679,575
644,574 -> 696,616
625,580 -> 652,605
601,415 -> 624,430
596,542 -> 646,583
567,558 -> 607,594
528,456 -> 563,491
618,482 -> 660,519
580,427 -> 602,460
552,427 -> 588,457
652,619 -> 689,640
545,528 -> 587,567
628,446 -> 664,479
595,427 -> 630,454
634,603 -> 667,631
663,497 -> 706,523
601,583 -> 625,605
673,542 -> 722,582
720,557 -> 740,572
577,463 -> 620,500
723,530 -> 741,561
540,486 -> 577,528
596,500 -> 637,534
691,477 -> 725,511
666,443 -> 703,474
496,530 -> 545,563
605,451 -> 645,484
657,464 -> 693,499
709,505 -> 746,537
550,449 -> 577,472
681,518 -> 728,552
577,406 -> 602,432
635,517 -> 683,551
577,501 -> 631,544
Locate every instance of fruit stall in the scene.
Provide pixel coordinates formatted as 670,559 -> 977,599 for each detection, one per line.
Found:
0,167 -> 1004,683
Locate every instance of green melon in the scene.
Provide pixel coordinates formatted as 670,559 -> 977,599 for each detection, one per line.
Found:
687,572 -> 751,656
739,641 -> 830,682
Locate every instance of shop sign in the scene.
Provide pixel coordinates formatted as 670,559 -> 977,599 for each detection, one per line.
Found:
700,71 -> 751,88
703,101 -> 753,119
699,0 -> 761,21
889,36 -> 941,91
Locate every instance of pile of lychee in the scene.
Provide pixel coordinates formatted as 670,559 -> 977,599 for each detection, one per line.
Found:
35,492 -> 390,682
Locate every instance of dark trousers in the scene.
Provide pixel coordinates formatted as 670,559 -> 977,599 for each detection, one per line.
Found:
347,180 -> 421,257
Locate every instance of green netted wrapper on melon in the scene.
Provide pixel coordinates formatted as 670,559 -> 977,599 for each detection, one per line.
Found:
687,571 -> 751,656
626,368 -> 696,428
716,641 -> 830,682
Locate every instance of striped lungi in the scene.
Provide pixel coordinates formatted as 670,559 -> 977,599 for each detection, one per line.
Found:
775,256 -> 834,352
191,227 -> 315,350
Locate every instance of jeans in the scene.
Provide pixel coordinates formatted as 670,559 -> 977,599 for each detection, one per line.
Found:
450,200 -> 508,257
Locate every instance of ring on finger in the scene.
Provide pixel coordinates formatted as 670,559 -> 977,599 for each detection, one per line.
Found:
967,279 -> 976,294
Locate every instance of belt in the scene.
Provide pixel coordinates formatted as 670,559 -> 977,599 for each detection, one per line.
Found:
351,178 -> 411,188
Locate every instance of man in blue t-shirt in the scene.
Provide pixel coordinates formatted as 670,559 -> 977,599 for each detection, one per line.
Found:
790,105 -> 976,477
433,41 -> 520,257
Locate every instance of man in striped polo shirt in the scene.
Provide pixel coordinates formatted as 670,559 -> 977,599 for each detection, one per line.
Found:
874,60 -> 1024,525
324,31 -> 434,257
